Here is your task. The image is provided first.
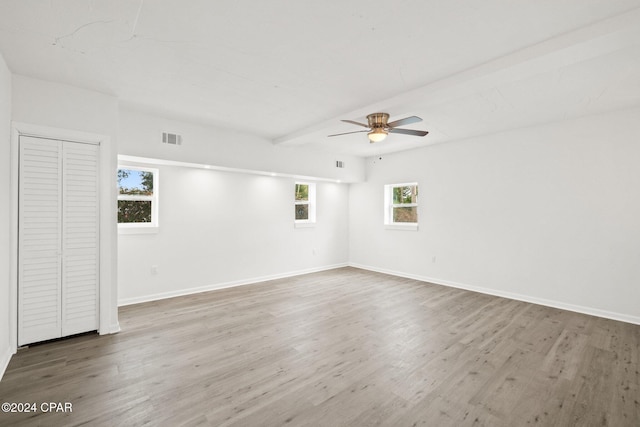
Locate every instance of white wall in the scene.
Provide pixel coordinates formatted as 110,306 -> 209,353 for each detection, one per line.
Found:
0,52 -> 12,379
117,108 -> 355,304
12,75 -> 120,333
118,163 -> 349,304
350,107 -> 640,323
119,108 -> 365,183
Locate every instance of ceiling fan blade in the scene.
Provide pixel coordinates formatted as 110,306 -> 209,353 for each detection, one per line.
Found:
341,119 -> 369,128
328,130 -> 369,137
388,128 -> 429,137
387,116 -> 422,128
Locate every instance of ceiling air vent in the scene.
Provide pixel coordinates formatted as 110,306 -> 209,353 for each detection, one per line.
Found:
336,160 -> 345,168
162,132 -> 182,145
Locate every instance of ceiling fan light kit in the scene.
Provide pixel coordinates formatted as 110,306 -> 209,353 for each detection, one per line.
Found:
368,128 -> 388,143
328,112 -> 429,143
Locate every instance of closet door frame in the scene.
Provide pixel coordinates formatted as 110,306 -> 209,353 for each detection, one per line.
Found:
10,122 -> 116,352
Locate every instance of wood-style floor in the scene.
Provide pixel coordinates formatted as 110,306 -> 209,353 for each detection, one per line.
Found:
1,267 -> 638,426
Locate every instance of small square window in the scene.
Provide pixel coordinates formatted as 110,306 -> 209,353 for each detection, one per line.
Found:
385,183 -> 418,230
117,167 -> 159,228
295,182 -> 316,226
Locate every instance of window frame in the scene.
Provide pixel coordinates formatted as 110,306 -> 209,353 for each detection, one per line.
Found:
384,182 -> 419,231
294,181 -> 316,227
117,165 -> 159,232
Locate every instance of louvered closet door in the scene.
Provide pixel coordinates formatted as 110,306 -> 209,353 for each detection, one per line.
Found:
18,137 -> 63,345
18,136 -> 99,346
62,142 -> 99,336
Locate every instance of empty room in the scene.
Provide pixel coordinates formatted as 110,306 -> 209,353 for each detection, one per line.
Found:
0,1 -> 639,426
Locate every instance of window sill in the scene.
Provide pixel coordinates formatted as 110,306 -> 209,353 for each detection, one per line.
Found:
118,226 -> 159,235
385,223 -> 418,231
294,222 -> 316,228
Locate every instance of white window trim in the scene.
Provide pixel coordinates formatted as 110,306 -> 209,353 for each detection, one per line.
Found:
118,166 -> 159,233
384,182 -> 419,231
294,181 -> 316,227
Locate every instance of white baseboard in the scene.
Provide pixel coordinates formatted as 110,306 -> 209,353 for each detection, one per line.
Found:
349,263 -> 640,326
118,263 -> 349,307
0,344 -> 14,382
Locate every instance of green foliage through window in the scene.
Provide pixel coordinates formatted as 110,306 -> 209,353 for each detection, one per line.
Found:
118,200 -> 152,223
117,168 -> 156,225
295,184 -> 309,201
393,185 -> 417,204
389,184 -> 418,224
118,169 -> 154,195
294,182 -> 315,223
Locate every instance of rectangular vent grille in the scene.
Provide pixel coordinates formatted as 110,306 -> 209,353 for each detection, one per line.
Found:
162,132 -> 182,145
336,160 -> 345,168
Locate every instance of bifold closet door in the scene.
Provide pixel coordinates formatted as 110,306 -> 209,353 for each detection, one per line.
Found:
18,136 -> 99,346
18,137 -> 62,345
61,141 -> 100,337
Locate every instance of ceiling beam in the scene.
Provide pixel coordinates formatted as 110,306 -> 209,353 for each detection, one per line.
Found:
272,7 -> 640,146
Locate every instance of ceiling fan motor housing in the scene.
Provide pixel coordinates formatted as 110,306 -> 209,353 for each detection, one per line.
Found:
366,113 -> 390,129
366,113 -> 390,143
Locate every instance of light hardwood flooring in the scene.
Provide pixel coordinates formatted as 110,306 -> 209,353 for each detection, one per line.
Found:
0,267 -> 639,426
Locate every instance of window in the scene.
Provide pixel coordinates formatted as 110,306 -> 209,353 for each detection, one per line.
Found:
117,166 -> 159,228
295,182 -> 316,226
384,183 -> 418,230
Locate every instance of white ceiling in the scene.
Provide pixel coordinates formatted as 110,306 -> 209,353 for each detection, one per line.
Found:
1,0 -> 639,157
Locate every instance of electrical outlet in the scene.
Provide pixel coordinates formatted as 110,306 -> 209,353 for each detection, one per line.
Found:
151,265 -> 158,275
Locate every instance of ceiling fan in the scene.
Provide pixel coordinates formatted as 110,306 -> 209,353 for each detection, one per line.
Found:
328,113 -> 429,143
